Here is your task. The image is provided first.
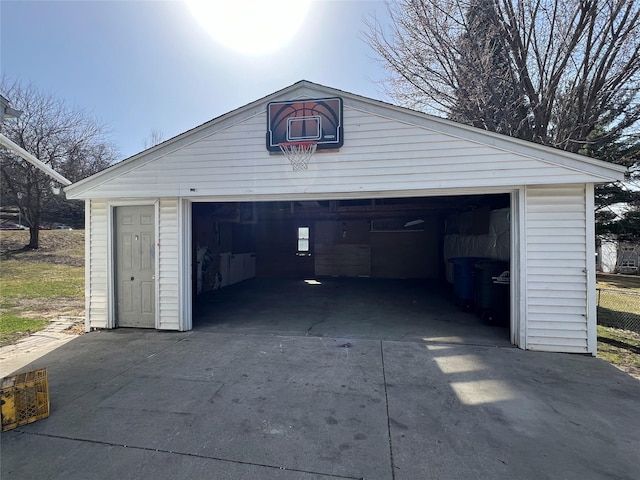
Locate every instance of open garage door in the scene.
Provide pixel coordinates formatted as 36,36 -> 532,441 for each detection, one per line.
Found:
191,194 -> 512,345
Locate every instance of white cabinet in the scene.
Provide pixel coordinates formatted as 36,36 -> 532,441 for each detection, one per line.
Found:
221,252 -> 256,287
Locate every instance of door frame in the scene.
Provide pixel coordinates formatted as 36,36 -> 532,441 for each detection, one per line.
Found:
108,200 -> 160,329
180,198 -> 193,331
511,188 -> 525,349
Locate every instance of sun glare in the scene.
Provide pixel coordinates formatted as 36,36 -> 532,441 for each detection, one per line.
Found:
185,0 -> 312,56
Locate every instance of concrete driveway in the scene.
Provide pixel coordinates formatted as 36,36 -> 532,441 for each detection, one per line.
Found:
2,324 -> 639,480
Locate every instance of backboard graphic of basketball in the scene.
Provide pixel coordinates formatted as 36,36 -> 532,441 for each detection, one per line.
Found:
266,97 -> 343,152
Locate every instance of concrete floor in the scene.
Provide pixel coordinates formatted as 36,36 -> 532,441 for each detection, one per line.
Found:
193,277 -> 511,346
2,278 -> 639,480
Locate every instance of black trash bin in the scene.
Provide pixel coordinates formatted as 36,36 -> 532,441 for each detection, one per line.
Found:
474,260 -> 510,325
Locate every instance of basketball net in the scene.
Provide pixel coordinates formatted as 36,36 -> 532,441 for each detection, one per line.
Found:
279,141 -> 317,171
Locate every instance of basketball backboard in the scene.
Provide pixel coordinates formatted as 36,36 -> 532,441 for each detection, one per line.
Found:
266,97 -> 343,152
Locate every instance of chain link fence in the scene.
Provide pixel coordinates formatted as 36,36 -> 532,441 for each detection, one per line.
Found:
596,288 -> 640,333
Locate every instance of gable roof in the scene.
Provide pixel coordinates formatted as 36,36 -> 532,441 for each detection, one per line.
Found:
65,80 -> 627,199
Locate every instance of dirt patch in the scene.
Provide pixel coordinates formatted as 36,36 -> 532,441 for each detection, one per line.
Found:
597,273 -> 640,290
11,298 -> 84,319
0,230 -> 84,266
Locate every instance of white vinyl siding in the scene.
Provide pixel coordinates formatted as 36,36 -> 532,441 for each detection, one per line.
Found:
86,199 -> 109,329
525,185 -> 590,353
69,107 -> 617,201
69,83 -> 624,352
157,198 -> 180,330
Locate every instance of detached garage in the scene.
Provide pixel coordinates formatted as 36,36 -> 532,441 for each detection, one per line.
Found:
64,80 -> 626,355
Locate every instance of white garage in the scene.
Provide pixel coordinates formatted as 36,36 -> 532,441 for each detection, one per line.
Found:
64,80 -> 626,354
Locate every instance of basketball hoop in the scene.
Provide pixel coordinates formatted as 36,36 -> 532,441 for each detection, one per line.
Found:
279,141 -> 317,171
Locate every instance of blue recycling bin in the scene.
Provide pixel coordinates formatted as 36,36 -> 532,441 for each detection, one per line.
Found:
448,257 -> 487,311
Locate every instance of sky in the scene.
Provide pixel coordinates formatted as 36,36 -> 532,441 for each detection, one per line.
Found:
1,0 -> 391,160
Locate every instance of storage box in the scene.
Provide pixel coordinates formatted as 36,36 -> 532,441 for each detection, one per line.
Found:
1,368 -> 50,432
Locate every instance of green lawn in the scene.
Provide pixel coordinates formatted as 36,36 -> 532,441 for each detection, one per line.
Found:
597,325 -> 640,378
597,288 -> 640,316
0,231 -> 85,347
0,260 -> 84,347
0,312 -> 48,346
1,260 -> 83,298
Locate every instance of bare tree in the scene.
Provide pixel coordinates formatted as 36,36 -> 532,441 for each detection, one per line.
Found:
451,0 -> 530,137
365,0 -> 640,153
143,128 -> 165,150
0,79 -> 117,248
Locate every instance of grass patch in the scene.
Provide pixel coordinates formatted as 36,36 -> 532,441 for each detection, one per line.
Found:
597,325 -> 640,379
0,312 -> 48,346
596,288 -> 640,316
0,230 -> 85,346
595,274 -> 640,379
1,260 -> 83,297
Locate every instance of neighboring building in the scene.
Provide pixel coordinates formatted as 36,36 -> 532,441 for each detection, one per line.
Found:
64,81 -> 626,355
597,236 -> 619,273
617,243 -> 640,274
596,236 -> 640,274
0,94 -> 22,121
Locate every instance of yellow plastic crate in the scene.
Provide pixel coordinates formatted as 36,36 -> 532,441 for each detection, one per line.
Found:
1,368 -> 50,432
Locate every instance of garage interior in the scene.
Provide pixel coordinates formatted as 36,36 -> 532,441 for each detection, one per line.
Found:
192,193 -> 512,345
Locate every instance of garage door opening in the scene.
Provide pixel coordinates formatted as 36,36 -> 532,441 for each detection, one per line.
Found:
191,194 -> 512,345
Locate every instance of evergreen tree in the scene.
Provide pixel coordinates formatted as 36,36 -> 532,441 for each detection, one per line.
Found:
451,0 -> 529,138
